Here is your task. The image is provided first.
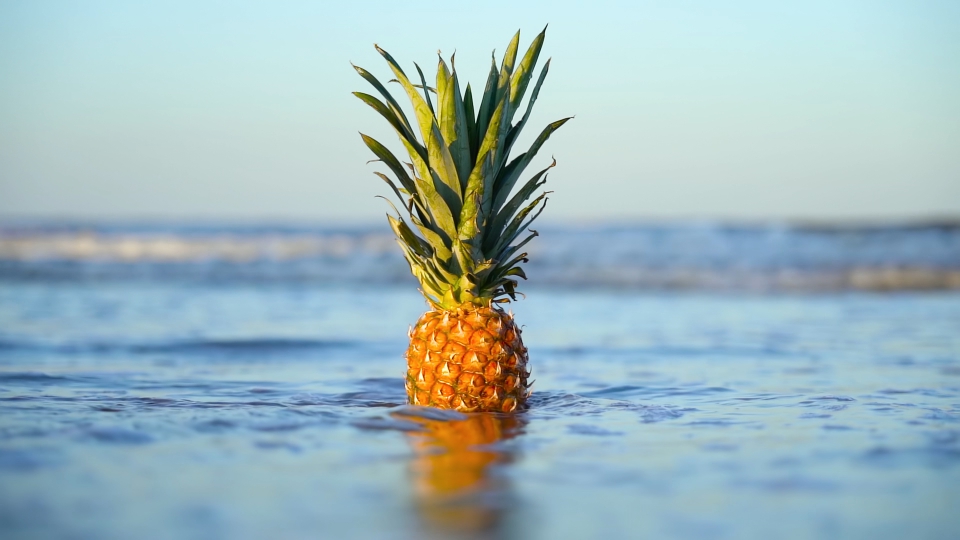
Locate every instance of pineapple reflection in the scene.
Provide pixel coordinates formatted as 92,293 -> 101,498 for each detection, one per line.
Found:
392,407 -> 526,537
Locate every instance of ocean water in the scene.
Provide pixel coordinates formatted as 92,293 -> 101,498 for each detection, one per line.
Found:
1,223 -> 959,539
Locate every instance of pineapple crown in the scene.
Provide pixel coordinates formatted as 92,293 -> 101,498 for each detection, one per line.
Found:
353,27 -> 570,310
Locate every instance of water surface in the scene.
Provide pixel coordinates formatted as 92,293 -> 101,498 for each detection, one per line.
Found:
2,222 -> 959,538
2,280 -> 958,539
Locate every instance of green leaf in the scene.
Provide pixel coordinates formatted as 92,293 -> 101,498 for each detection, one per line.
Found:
474,57 -> 500,154
410,83 -> 437,94
459,150 -> 496,255
352,64 -> 415,136
499,30 -> 521,79
504,58 -> 551,159
375,45 -> 437,149
397,136 -> 457,242
483,255 -> 530,294
353,92 -> 405,137
452,238 -> 474,276
397,244 -> 445,304
388,215 -> 432,258
391,233 -> 449,295
427,121 -> 463,217
501,279 -> 517,300
374,174 -> 429,230
441,287 -> 459,309
471,95 -> 508,221
492,192 -> 548,258
472,259 -> 498,281
431,255 -> 460,285
485,158 -> 555,254
455,271 -> 479,301
353,93 -> 426,162
413,62 -> 436,116
436,56 -> 452,135
360,134 -> 416,196
376,48 -> 461,215
510,26 -> 546,109
495,229 -> 538,266
423,169 -> 459,241
496,31 -> 520,127
495,85 -> 513,168
374,172 -> 408,211
434,57 -> 470,200
411,213 -> 453,262
478,93 -> 507,164
503,257 -> 530,278
492,116 -> 570,214
462,83 -> 478,163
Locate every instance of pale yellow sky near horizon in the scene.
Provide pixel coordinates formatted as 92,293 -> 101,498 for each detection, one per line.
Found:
1,1 -> 958,223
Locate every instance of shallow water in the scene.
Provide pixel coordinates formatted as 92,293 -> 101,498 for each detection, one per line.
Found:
1,281 -> 958,539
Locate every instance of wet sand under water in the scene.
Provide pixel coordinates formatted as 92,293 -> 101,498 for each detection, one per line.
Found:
0,283 -> 958,539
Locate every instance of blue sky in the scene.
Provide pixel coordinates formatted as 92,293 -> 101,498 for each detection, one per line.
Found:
1,0 -> 958,222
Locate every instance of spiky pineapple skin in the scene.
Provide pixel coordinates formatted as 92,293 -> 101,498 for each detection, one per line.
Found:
405,305 -> 530,412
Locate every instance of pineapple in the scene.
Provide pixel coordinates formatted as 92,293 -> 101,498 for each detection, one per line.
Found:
354,28 -> 569,412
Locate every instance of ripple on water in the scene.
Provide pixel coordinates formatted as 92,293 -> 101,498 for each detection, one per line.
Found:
566,424 -> 625,436
579,384 -> 733,400
83,427 -> 154,445
0,448 -> 62,472
0,372 -> 86,385
527,391 -> 688,423
0,337 -> 363,356
861,445 -> 960,469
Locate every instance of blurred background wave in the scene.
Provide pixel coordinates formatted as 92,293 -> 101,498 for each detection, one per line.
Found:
3,221 -> 958,291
